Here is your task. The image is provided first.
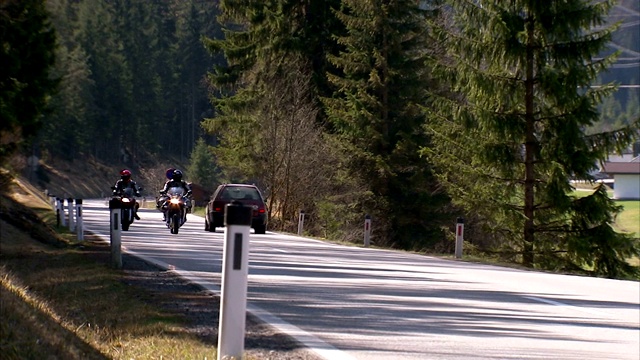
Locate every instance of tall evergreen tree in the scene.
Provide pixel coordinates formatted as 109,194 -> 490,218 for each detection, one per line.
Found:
111,0 -> 176,158
0,0 -> 58,163
187,137 -> 218,190
323,0 -> 449,249
42,0 -> 94,160
202,0 -> 344,229
75,0 -> 129,161
175,0 -> 220,160
204,0 -> 342,126
208,0 -> 343,98
425,0 -> 639,277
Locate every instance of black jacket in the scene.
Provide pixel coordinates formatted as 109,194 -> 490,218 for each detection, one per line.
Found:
160,180 -> 191,194
113,179 -> 141,196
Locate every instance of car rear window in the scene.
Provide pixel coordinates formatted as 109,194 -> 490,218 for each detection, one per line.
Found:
219,186 -> 261,201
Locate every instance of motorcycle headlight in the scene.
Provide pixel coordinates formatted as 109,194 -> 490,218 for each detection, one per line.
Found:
170,198 -> 180,204
122,198 -> 131,203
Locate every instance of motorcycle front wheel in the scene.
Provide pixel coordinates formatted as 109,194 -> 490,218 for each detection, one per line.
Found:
171,213 -> 180,234
122,208 -> 131,231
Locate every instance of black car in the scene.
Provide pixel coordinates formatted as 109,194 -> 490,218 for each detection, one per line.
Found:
204,183 -> 268,234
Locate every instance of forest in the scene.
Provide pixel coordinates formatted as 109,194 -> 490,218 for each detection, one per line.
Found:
2,0 -> 639,278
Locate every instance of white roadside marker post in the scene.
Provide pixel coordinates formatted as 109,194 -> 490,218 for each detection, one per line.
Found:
49,193 -> 56,209
455,217 -> 465,259
109,198 -> 122,269
57,197 -> 65,227
297,210 -> 305,236
217,201 -> 252,360
364,214 -> 372,247
67,198 -> 75,232
75,199 -> 84,241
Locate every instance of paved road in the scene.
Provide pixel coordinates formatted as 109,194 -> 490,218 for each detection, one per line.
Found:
81,199 -> 640,360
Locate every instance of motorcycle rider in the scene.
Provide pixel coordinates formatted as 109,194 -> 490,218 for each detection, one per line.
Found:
112,169 -> 142,220
158,169 -> 192,221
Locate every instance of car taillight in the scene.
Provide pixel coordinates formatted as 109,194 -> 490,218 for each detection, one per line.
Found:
214,207 -> 223,212
258,208 -> 265,213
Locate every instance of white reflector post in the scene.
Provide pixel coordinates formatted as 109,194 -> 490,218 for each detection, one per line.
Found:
109,198 -> 122,269
364,214 -> 372,247
67,198 -> 75,232
76,199 -> 83,241
218,202 -> 252,360
455,217 -> 465,259
48,192 -> 56,209
297,210 -> 305,236
58,197 -> 66,227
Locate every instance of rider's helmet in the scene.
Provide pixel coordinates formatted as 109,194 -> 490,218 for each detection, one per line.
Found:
120,169 -> 132,182
172,169 -> 183,181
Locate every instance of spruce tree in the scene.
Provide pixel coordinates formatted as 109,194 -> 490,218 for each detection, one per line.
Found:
324,0 -> 449,249
425,0 -> 639,277
187,138 -> 219,190
43,0 -> 94,160
202,1 -> 342,183
205,0 -> 341,99
0,0 -> 58,162
75,0 -> 128,161
203,0 -> 343,150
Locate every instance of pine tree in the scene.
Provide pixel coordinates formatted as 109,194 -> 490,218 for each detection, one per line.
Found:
75,0 -> 128,161
324,0 -> 450,249
175,1 -> 221,161
112,0 -> 177,157
205,0 -> 341,97
202,0 -> 343,148
187,138 -> 218,190
42,0 -> 94,160
0,0 -> 58,162
202,2 -> 343,183
425,0 -> 639,277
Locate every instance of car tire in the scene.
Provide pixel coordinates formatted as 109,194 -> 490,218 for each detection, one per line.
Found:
207,217 -> 216,232
254,224 -> 266,234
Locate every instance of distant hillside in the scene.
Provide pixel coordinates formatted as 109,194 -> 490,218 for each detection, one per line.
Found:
9,153 -> 189,200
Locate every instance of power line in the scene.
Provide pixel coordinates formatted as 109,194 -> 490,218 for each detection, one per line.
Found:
614,4 -> 640,17
590,85 -> 640,88
608,63 -> 640,69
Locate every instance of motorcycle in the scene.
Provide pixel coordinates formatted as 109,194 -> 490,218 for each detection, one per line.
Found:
159,187 -> 191,234
110,186 -> 140,231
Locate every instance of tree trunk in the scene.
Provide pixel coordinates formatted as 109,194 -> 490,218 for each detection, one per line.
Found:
523,10 -> 536,267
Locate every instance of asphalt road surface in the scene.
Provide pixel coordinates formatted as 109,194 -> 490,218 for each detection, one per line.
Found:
80,199 -> 640,360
